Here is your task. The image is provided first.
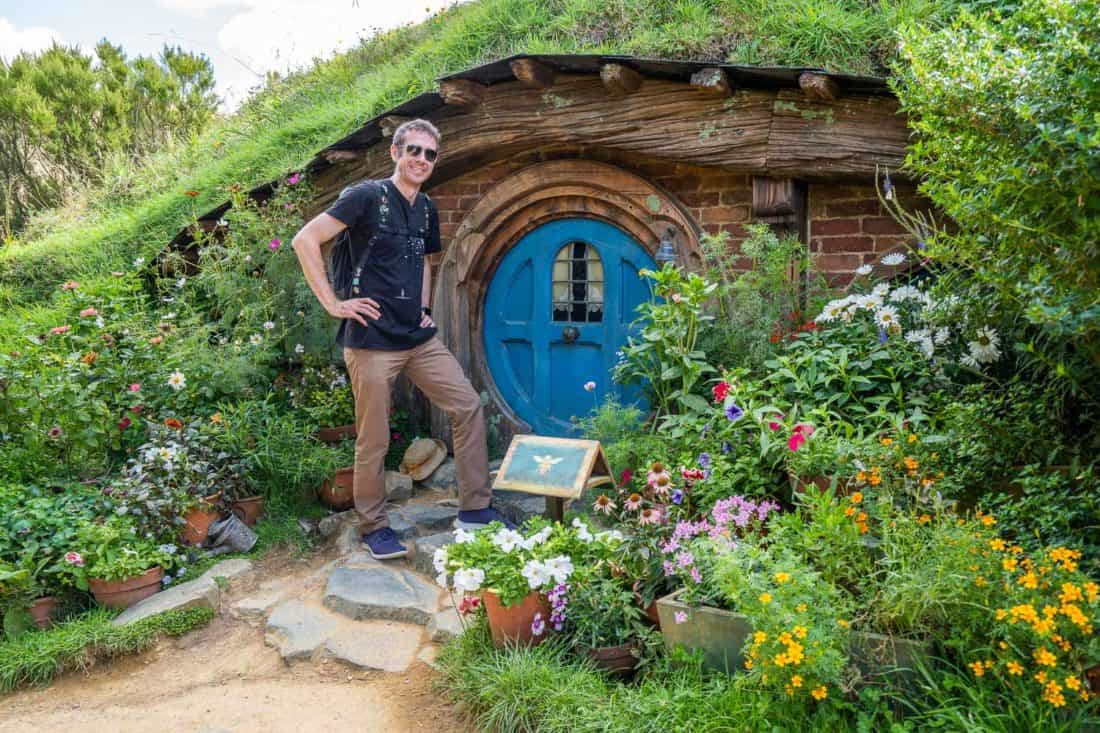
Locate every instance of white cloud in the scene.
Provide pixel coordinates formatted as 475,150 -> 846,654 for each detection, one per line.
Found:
0,18 -> 66,62
155,0 -> 251,18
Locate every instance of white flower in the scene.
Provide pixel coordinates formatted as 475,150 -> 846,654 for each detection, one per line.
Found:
294,343 -> 305,354
872,283 -> 890,298
855,293 -> 883,310
244,255 -> 252,262
934,327 -> 950,345
95,316 -> 105,328
432,548 -> 448,573
167,370 -> 186,390
889,285 -> 923,303
855,264 -> 873,276
452,567 -> 485,593
133,256 -> 145,268
521,560 -> 552,590
571,517 -> 594,543
157,544 -> 177,555
583,381 -> 596,392
906,329 -> 934,358
165,312 -> 176,320
492,528 -> 524,553
880,252 -> 906,267
521,526 -> 553,550
967,327 -> 1001,364
543,555 -> 574,584
435,571 -> 449,589
454,528 -> 476,544
250,334 -> 263,346
816,298 -> 850,323
263,321 -> 275,331
176,277 -> 186,289
960,352 -> 980,369
875,306 -> 901,330
596,529 -> 624,543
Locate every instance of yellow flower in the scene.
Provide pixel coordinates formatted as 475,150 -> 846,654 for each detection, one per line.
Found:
1065,676 -> 1081,691
790,674 -> 803,688
1084,582 -> 1099,602
1007,661 -> 1023,676
908,433 -> 917,443
850,491 -> 863,504
754,631 -> 768,644
917,514 -> 931,525
837,619 -> 850,628
880,437 -> 893,447
981,514 -> 996,526
796,603 -> 807,613
774,572 -> 791,584
1033,647 -> 1057,667
1060,583 -> 1083,604
998,641 -> 1008,650
1018,572 -> 1039,589
844,506 -> 856,517
990,538 -> 1006,551
811,685 -> 828,700
210,412 -> 223,424
744,658 -> 754,670
903,456 -> 919,471
995,609 -> 1008,621
1002,557 -> 1018,571
774,653 -> 788,667
974,576 -> 987,587
759,593 -> 772,604
793,626 -> 808,640
968,661 -> 985,677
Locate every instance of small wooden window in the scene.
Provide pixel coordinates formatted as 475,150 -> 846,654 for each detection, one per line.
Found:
552,242 -> 603,323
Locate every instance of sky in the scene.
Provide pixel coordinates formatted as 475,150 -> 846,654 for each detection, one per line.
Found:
0,1 -> 446,111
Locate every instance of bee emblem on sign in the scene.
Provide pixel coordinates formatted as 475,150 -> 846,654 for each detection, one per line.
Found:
533,454 -> 564,476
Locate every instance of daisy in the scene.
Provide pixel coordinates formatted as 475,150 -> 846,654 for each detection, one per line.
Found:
816,298 -> 849,322
263,321 -> 276,331
592,495 -> 616,514
855,264 -> 873,276
624,493 -> 643,511
889,285 -> 922,303
934,327 -> 950,345
855,293 -> 883,310
872,283 -> 890,298
646,462 -> 670,487
968,327 -> 1001,364
294,343 -> 305,354
639,507 -> 662,525
881,252 -> 906,266
167,370 -> 186,390
874,306 -> 900,331
651,474 -> 672,496
250,334 -> 263,345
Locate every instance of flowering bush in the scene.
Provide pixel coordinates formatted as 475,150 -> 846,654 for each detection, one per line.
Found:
71,516 -> 178,584
282,355 -> 355,428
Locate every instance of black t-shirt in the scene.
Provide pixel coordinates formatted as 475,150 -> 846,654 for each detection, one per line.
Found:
325,178 -> 441,350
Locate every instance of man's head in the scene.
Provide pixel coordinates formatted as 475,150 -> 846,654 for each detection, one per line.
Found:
390,119 -> 440,188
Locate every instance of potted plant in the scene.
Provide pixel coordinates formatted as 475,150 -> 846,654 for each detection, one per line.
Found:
287,357 -> 357,443
567,569 -> 650,675
74,518 -> 176,609
318,466 -> 355,510
786,427 -> 859,497
438,518 -> 622,648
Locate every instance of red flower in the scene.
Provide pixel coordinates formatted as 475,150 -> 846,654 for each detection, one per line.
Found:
712,381 -> 731,403
131,405 -> 144,415
118,416 -> 132,431
682,467 -> 705,482
164,418 -> 183,430
620,468 -> 633,486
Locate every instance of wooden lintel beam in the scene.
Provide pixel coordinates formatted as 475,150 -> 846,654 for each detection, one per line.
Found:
509,58 -> 556,88
690,67 -> 732,96
600,63 -> 643,96
439,79 -> 487,106
798,72 -> 839,102
378,115 -> 411,138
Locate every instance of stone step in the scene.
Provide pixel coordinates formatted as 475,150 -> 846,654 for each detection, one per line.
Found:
323,620 -> 423,672
397,504 -> 458,533
322,565 -> 440,625
265,600 -> 342,662
410,531 -> 457,576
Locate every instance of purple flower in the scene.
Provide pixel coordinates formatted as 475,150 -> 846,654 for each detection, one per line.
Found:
269,238 -> 281,252
286,172 -> 301,185
700,422 -> 711,440
661,539 -> 680,554
47,425 -> 63,439
676,551 -> 695,568
531,612 -> 546,637
878,327 -> 888,344
721,441 -> 732,454
674,611 -> 688,625
671,489 -> 684,505
698,452 -> 711,468
663,560 -> 676,577
690,567 -> 703,584
725,403 -> 745,422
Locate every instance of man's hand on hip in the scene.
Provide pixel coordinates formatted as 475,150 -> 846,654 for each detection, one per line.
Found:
329,297 -> 381,326
420,311 -> 435,328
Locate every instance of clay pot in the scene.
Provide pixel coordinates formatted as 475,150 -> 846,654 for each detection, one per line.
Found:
642,600 -> 662,629
30,596 -> 59,629
318,467 -> 355,510
316,424 -> 357,444
231,496 -> 266,527
88,567 -> 164,609
181,493 -> 224,546
1086,664 -> 1100,694
580,640 -> 640,676
482,590 -> 550,649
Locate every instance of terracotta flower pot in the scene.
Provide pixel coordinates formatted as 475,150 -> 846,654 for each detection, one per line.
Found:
231,495 -> 266,527
318,467 -> 356,510
30,596 -> 59,629
482,590 -> 550,649
640,600 -> 662,629
316,424 -> 357,444
181,493 -> 224,546
580,640 -> 640,676
88,567 -> 164,609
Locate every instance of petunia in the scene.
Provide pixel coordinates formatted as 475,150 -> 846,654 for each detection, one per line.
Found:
64,551 -> 83,566
530,612 -> 546,637
725,403 -> 745,422
286,172 -> 301,185
674,611 -> 688,624
79,307 -> 98,318
697,452 -> 711,468
671,489 -> 684,505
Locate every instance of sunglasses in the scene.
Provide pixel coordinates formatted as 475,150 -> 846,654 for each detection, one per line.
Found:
404,144 -> 438,163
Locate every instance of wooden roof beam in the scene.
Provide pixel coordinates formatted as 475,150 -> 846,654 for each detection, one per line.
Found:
510,58 -> 556,88
600,63 -> 643,96
378,115 -> 411,138
439,79 -> 486,106
798,72 -> 839,102
690,67 -> 732,96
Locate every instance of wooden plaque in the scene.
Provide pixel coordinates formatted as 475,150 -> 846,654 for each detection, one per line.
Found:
492,435 -> 614,500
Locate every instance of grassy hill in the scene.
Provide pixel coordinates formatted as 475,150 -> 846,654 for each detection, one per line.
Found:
0,0 -> 965,324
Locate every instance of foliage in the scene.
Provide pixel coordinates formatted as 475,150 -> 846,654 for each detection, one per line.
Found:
566,567 -> 650,649
0,42 -> 216,238
0,606 -> 213,692
72,516 -> 177,584
895,0 -> 1100,405
282,355 -> 355,428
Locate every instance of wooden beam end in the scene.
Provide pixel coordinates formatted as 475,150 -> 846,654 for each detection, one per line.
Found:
439,79 -> 486,106
690,67 -> 732,96
510,58 -> 556,88
600,63 -> 644,96
798,72 -> 839,102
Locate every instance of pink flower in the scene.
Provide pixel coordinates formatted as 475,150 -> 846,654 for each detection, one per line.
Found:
79,307 -> 98,317
50,325 -> 71,335
592,495 -> 616,514
619,468 -> 632,486
286,172 -> 301,185
681,467 -> 705,482
583,380 -> 596,392
712,381 -> 730,403
674,611 -> 688,625
129,383 -> 141,392
118,416 -> 132,431
788,422 -> 815,451
457,595 -> 481,616
639,507 -> 661,525
47,425 -> 63,439
60,281 -> 79,291
690,566 -> 703,584
284,203 -> 294,210
269,238 -> 281,252
64,552 -> 83,566
624,493 -> 643,511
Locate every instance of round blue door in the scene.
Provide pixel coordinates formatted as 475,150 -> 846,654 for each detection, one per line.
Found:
483,218 -> 655,436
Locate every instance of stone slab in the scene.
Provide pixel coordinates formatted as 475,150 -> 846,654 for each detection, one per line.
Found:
198,558 -> 253,584
493,490 -> 547,526
323,621 -> 422,672
418,457 -> 457,492
398,504 -> 458,533
323,566 -> 439,625
230,590 -> 283,621
417,645 -> 439,669
112,576 -> 219,626
385,471 -> 414,502
318,510 -> 355,539
411,531 -> 456,576
427,607 -> 465,642
264,600 -> 341,661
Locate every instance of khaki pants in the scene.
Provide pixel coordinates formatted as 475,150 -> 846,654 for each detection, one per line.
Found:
343,337 -> 491,534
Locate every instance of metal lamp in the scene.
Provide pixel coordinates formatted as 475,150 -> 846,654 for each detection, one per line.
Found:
654,228 -> 678,266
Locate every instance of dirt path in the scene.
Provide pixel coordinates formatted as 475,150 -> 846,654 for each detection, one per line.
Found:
0,550 -> 476,733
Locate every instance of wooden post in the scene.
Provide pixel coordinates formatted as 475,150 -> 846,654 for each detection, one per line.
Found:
690,67 -> 732,96
600,63 -> 644,96
545,497 -> 565,522
510,58 -> 556,88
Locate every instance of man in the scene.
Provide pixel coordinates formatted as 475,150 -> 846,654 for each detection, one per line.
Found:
292,118 -> 515,560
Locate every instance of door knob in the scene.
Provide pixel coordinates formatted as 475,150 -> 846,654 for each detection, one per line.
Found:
562,326 -> 579,343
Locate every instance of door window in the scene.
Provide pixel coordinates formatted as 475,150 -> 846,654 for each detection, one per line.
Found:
551,242 -> 604,323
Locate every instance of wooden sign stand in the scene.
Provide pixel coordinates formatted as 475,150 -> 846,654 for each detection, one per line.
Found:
491,435 -> 615,521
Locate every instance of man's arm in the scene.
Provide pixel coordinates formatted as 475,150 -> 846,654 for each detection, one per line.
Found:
420,259 -> 435,328
291,212 -> 380,327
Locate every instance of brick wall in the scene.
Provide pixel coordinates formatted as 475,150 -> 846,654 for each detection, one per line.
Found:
426,149 -> 918,284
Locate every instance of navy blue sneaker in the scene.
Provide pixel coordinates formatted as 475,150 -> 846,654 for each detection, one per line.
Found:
454,505 -> 517,531
362,527 -> 408,560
